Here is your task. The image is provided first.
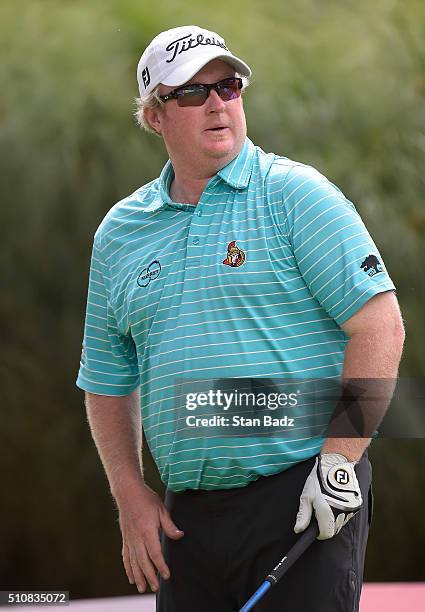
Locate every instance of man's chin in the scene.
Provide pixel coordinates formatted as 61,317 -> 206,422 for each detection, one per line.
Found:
203,139 -> 240,162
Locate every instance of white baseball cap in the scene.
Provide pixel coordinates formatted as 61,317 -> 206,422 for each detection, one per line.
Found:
137,25 -> 252,98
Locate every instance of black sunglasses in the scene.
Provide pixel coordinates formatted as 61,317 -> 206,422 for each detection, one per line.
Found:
159,77 -> 243,107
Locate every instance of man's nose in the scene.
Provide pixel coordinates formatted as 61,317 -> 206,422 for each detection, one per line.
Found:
206,88 -> 226,111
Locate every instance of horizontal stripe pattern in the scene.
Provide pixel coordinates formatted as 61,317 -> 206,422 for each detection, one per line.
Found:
77,138 -> 395,491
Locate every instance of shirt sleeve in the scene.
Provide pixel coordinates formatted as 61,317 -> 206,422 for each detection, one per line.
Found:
76,235 -> 140,396
282,164 -> 396,326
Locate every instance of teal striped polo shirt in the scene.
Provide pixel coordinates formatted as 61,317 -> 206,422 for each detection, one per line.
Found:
76,137 -> 395,492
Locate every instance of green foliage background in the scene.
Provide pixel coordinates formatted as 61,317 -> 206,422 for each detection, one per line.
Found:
1,0 -> 424,598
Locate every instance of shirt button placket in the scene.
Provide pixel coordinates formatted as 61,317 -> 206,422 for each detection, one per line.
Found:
186,198 -> 207,271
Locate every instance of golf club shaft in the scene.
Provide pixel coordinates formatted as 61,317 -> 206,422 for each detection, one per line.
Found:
239,521 -> 319,612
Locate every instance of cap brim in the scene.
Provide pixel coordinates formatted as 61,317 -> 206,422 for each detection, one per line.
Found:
161,52 -> 251,87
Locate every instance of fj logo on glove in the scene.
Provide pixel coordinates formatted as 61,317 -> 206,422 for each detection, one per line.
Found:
335,469 -> 350,485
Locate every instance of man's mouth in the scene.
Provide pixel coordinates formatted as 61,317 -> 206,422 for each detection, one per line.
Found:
206,126 -> 228,132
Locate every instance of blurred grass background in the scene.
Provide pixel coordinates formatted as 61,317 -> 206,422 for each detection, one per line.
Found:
1,0 -> 424,598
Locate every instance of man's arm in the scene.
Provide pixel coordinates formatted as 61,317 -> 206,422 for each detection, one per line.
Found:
85,390 -> 184,593
295,291 -> 405,539
321,290 -> 406,461
85,389 -> 144,497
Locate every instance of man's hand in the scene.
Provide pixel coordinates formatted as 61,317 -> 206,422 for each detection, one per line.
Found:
294,453 -> 363,540
117,482 -> 184,593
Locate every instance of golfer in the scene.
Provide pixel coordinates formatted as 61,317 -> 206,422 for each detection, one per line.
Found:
76,26 -> 405,611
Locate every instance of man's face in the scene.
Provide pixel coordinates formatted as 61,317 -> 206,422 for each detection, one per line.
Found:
150,59 -> 247,174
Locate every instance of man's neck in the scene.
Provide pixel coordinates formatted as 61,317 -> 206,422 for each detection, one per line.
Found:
169,174 -> 213,205
167,142 -> 245,204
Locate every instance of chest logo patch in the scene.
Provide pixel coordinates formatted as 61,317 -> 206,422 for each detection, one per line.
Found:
137,260 -> 161,287
223,241 -> 246,268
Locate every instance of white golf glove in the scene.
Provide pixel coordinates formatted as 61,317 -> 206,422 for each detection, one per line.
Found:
294,453 -> 363,540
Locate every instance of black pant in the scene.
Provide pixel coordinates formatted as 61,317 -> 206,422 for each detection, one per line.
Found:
157,453 -> 373,612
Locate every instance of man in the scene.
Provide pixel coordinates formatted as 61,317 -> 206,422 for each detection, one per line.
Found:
76,25 -> 405,611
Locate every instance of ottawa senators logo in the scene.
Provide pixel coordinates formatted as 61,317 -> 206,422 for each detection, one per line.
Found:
223,241 -> 246,267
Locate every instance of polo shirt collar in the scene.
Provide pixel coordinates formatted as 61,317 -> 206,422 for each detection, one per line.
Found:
158,137 -> 255,206
217,137 -> 255,189
158,161 -> 175,206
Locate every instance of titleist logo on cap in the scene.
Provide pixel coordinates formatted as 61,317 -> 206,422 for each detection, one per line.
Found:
165,33 -> 229,63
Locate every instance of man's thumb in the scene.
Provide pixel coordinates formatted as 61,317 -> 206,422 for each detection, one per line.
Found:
294,496 -> 312,534
160,510 -> 185,539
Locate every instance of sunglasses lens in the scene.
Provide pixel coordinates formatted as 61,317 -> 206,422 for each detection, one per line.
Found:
174,78 -> 243,107
217,79 -> 242,101
177,86 -> 208,107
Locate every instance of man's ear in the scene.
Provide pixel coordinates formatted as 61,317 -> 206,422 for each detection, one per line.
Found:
144,106 -> 163,135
